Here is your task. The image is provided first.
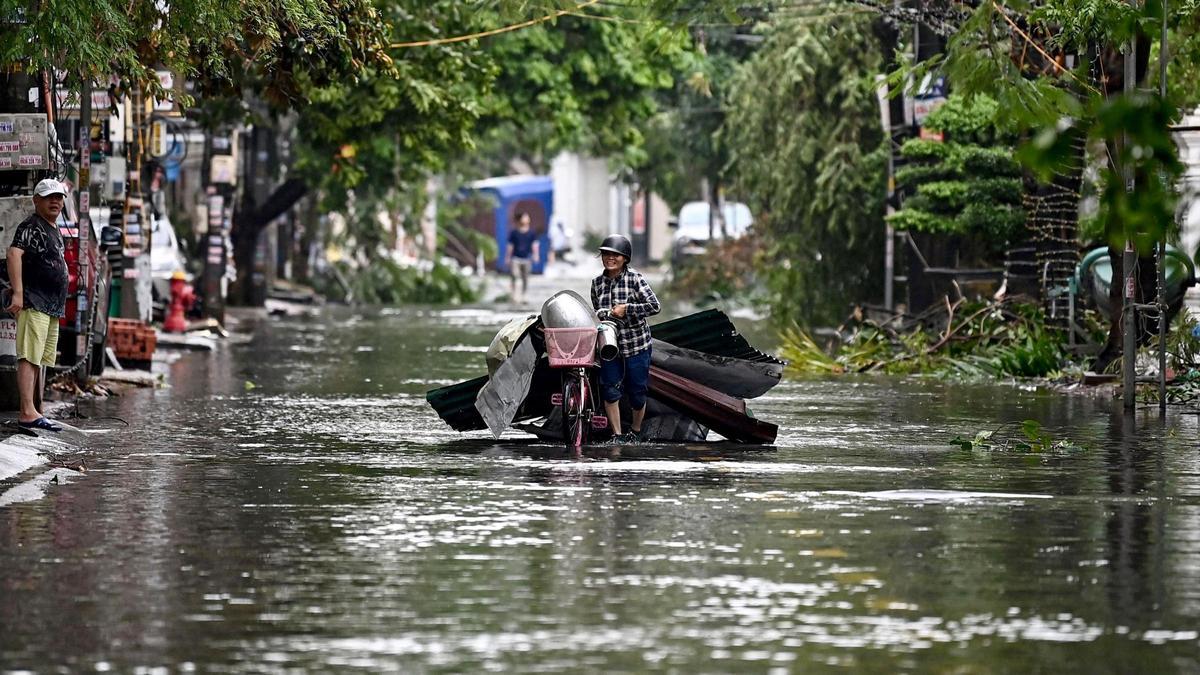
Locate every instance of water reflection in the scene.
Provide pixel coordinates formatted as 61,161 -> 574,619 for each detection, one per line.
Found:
1,306 -> 1199,672
1103,410 -> 1169,627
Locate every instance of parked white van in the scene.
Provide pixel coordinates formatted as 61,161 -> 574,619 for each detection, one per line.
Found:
671,201 -> 754,264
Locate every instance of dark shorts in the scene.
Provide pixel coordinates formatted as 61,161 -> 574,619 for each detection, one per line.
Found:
599,347 -> 651,409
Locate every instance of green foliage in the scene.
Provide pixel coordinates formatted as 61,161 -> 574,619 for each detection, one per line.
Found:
780,324 -> 903,375
900,139 -> 952,162
0,0 -> 391,107
959,202 -> 1027,243
1019,92 -> 1183,253
781,301 -> 1068,378
952,419 -> 1086,454
922,92 -> 1007,144
1150,306 -> 1200,372
629,29 -> 753,210
889,95 -> 1025,252
338,259 -> 480,305
484,12 -> 692,167
293,0 -> 695,267
777,327 -> 842,374
904,0 -> 1200,286
1166,1 -> 1200,106
724,7 -> 886,327
667,233 -> 767,304
895,0 -> 1200,358
1032,0 -> 1145,52
941,323 -> 1064,378
885,208 -> 955,234
891,3 -> 1084,132
294,0 -> 498,204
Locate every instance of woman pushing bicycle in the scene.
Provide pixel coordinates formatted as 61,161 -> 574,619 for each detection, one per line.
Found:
590,234 -> 661,443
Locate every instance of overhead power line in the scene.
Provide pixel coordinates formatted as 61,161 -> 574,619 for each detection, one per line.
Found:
390,0 -> 602,48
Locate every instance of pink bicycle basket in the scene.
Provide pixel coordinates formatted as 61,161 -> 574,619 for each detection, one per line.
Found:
544,327 -> 598,367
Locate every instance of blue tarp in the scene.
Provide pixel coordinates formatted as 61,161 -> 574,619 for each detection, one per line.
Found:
469,175 -> 553,274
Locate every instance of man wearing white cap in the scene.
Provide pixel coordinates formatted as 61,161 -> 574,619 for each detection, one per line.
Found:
4,178 -> 69,432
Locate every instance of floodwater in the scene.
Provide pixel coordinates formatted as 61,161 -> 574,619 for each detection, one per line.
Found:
2,304 -> 1200,672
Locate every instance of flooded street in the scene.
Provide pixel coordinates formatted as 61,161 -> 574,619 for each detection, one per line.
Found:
3,305 -> 1200,672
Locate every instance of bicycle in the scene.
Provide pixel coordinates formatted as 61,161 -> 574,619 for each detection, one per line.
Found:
544,325 -> 608,446
541,290 -> 618,446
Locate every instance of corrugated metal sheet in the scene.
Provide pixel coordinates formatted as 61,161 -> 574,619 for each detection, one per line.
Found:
425,309 -> 784,432
425,375 -> 489,431
650,309 -> 784,365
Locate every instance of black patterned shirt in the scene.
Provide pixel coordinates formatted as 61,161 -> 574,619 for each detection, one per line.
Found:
591,267 -> 661,356
9,214 -> 68,317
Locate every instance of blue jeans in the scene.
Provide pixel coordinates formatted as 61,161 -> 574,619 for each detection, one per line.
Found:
599,347 -> 651,410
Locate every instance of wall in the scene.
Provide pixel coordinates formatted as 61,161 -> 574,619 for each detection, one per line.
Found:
1177,109 -> 1200,307
550,152 -> 611,250
550,152 -> 673,264
647,193 -> 672,262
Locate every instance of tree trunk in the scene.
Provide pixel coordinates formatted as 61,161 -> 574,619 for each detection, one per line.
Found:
1090,38 -> 1156,371
294,195 -> 318,284
1093,246 -> 1162,373
229,177 -> 308,305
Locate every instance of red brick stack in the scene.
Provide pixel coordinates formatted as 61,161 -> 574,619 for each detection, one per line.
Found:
108,318 -> 157,368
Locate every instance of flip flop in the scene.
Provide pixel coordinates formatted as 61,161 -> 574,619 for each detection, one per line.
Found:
18,417 -> 62,433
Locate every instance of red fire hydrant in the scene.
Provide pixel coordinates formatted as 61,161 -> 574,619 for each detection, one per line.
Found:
163,270 -> 195,333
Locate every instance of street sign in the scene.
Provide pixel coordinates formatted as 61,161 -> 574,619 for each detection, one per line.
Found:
912,74 -> 948,127
150,119 -> 169,157
919,127 -> 944,142
33,88 -> 111,114
210,155 -> 237,185
152,70 -> 183,115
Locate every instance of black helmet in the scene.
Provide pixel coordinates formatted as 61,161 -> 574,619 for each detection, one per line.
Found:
598,234 -> 632,260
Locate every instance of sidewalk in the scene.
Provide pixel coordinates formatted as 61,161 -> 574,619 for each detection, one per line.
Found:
481,258 -> 667,311
0,408 -> 89,506
0,328 -> 196,504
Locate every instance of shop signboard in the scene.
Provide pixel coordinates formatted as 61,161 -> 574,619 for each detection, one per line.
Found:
0,317 -> 15,358
911,74 -> 948,127
0,113 -> 49,171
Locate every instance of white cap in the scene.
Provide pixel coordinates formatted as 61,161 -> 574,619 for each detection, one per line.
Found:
33,178 -> 67,197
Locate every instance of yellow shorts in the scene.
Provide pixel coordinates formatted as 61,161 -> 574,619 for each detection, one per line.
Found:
16,309 -> 59,367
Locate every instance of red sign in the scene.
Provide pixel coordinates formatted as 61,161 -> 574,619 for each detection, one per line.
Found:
919,127 -> 944,142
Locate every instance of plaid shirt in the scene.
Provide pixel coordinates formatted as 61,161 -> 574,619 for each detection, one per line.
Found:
591,267 -> 661,356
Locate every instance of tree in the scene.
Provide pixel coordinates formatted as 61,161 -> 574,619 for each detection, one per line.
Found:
0,0 -> 391,106
889,94 -> 1025,262
288,0 -> 697,285
893,0 -> 1200,368
885,93 -> 1044,314
1,0 -> 395,307
724,7 -> 888,326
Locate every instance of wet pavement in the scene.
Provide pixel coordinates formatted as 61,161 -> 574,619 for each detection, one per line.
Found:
2,302 -> 1200,672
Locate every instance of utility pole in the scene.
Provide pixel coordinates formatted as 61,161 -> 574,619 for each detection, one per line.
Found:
76,77 -> 93,377
1121,3 -> 1138,411
1156,0 -> 1169,413
876,74 -> 895,312
121,87 -> 150,323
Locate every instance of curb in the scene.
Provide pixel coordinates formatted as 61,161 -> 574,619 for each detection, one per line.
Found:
0,410 -> 87,483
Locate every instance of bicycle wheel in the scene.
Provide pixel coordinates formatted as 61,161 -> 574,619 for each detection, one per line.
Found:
562,372 -> 589,447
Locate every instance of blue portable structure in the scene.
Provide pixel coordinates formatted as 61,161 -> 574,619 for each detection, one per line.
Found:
468,175 -> 553,274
